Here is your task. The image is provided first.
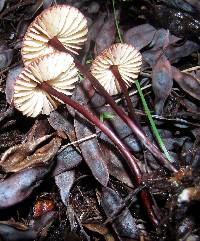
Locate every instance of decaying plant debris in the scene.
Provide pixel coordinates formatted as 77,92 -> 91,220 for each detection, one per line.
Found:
0,0 -> 200,240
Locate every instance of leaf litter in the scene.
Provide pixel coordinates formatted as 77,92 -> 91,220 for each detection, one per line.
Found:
0,0 -> 200,240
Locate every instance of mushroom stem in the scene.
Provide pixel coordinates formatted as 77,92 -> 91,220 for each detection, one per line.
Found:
38,80 -> 158,226
48,37 -> 177,173
109,65 -> 140,125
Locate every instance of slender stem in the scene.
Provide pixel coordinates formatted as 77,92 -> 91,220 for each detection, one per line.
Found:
135,80 -> 173,162
38,81 -> 159,226
109,65 -> 139,125
39,82 -> 141,182
48,37 -> 177,173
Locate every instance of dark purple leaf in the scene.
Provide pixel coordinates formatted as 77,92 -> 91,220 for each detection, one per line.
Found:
48,110 -> 76,142
0,0 -> 5,12
172,66 -> 200,100
53,146 -> 82,176
101,187 -> 139,239
166,40 -> 199,63
30,211 -> 57,233
95,12 -> 116,55
5,64 -> 23,104
42,0 -> 53,9
55,170 -> 75,206
0,167 -> 50,209
152,55 -> 173,114
124,24 -> 156,50
185,0 -> 200,11
0,48 -> 13,69
0,222 -> 37,241
75,116 -> 109,186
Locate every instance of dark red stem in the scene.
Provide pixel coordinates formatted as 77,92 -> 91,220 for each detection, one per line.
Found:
48,37 -> 177,174
38,81 -> 158,226
109,65 -> 140,125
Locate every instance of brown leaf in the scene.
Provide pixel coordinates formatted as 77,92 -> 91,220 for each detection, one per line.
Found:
0,135 -> 61,173
172,66 -> 200,100
152,55 -> 173,114
83,223 -> 115,241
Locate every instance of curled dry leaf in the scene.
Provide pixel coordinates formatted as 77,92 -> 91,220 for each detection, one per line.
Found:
22,4 -> 88,65
0,134 -> 61,173
0,167 -> 50,209
14,52 -> 78,117
91,43 -> 142,95
152,55 -> 173,115
172,66 -> 200,100
83,223 -> 115,241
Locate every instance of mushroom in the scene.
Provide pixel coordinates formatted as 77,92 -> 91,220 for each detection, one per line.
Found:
14,52 -> 78,117
22,4 -> 88,66
90,43 -> 142,96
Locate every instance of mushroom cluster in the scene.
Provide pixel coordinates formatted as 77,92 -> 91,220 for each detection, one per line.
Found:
13,4 -> 88,117
13,4 -> 143,118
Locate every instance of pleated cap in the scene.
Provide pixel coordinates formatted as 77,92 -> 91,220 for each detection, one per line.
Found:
14,52 -> 78,117
22,5 -> 88,65
91,43 -> 142,95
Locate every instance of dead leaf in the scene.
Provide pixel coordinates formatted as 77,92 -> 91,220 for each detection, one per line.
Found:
0,167 -> 50,208
55,170 -> 75,206
84,223 -> 115,241
95,12 -> 116,55
0,221 -> 37,241
101,187 -> 139,239
0,135 -> 61,173
5,64 -> 23,104
53,146 -> 82,176
75,116 -> 109,186
0,47 -> 13,69
124,24 -> 156,50
172,66 -> 200,100
152,55 -> 173,114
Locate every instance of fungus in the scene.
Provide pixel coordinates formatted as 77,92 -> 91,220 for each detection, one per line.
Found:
14,52 -> 78,117
90,43 -> 142,96
22,4 -> 88,66
20,4 -> 177,175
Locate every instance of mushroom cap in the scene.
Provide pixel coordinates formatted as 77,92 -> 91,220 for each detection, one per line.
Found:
14,52 -> 78,117
91,43 -> 142,95
22,4 -> 88,66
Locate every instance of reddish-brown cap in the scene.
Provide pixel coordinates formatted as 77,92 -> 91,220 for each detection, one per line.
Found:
14,52 -> 78,117
91,43 -> 142,95
22,5 -> 88,65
